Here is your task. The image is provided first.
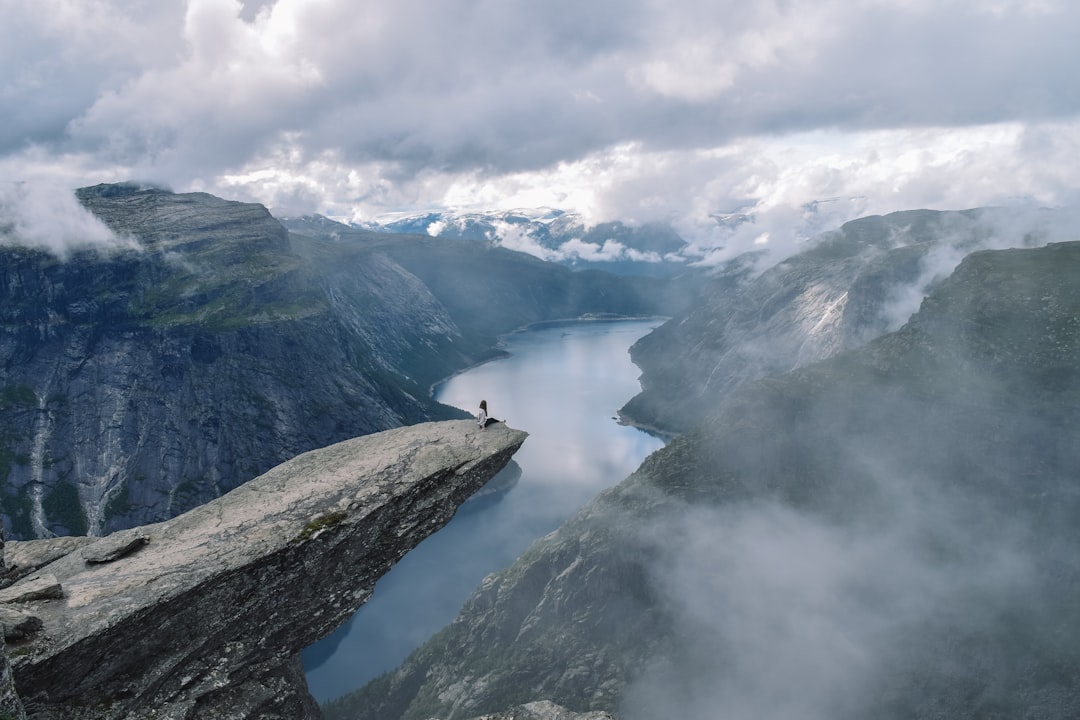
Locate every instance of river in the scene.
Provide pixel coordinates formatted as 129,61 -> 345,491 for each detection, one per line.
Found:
302,318 -> 666,703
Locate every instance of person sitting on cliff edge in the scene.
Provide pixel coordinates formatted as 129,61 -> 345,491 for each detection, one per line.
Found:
477,399 -> 501,430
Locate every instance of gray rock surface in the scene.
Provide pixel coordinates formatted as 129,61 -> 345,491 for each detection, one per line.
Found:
0,607 -> 42,642
1,538 -> 94,587
0,636 -> 25,720
78,530 -> 150,564
0,577 -> 61,605
3,419 -> 526,720
464,700 -> 615,720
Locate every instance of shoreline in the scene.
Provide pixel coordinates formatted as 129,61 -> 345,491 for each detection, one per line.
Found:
426,314 -> 669,402
614,409 -> 678,443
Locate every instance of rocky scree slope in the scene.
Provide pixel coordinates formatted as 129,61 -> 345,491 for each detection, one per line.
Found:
0,419 -> 526,720
334,242 -> 1080,720
621,207 -> 1068,435
0,183 -> 672,539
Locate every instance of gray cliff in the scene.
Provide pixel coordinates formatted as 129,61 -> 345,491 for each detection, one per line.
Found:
0,184 -> 466,538
0,419 -> 526,719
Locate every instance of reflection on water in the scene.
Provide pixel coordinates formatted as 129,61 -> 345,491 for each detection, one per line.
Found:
303,319 -> 665,702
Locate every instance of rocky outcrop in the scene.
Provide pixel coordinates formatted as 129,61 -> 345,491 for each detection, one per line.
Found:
463,701 -> 614,720
338,242 -> 1080,719
0,420 -> 526,719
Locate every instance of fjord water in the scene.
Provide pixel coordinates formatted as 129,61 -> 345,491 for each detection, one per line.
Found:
303,318 -> 665,703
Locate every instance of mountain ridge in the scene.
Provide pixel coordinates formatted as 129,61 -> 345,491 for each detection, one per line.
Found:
620,205 -> 1079,435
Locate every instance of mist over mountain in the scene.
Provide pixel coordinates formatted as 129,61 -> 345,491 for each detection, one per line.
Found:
332,239 -> 1080,719
0,183 -> 681,540
622,204 -> 1080,435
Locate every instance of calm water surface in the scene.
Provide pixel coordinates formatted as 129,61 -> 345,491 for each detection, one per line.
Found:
303,318 -> 665,702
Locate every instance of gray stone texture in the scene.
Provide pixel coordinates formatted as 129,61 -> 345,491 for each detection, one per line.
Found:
3,420 -> 526,719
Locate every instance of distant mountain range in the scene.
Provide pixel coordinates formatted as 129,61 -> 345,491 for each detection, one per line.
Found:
284,209 -> 690,277
308,194 -> 879,280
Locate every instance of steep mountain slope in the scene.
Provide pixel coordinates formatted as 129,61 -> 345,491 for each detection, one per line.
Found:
334,241 -> 1080,720
0,184 -> 676,539
621,206 -> 1073,435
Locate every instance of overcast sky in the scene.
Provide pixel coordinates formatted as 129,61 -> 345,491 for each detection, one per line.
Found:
4,0 -> 1080,259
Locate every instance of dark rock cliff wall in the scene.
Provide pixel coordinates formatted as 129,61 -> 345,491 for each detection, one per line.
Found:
0,243 -> 456,537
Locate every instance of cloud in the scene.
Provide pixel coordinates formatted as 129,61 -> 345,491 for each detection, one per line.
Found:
555,237 -> 662,264
0,182 -> 133,255
0,1 -> 185,153
623,483 -> 1036,720
868,204 -> 1080,330
3,0 -> 1080,247
489,219 -> 559,261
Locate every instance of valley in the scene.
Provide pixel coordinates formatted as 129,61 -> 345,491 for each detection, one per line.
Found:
0,185 -> 1077,720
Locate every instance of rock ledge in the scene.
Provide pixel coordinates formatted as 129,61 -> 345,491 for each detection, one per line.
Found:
3,420 -> 526,720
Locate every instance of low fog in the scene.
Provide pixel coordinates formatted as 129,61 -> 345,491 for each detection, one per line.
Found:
626,490 -> 1037,720
613,240 -> 1080,719
0,183 -> 133,255
875,204 -> 1080,332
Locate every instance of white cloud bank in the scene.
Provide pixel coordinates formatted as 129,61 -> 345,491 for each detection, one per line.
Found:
0,182 -> 132,255
4,0 -> 1080,262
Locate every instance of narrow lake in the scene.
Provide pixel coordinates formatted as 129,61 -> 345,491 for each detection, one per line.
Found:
302,318 -> 666,703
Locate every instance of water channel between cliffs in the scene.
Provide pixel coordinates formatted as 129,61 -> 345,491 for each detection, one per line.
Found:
302,317 -> 666,703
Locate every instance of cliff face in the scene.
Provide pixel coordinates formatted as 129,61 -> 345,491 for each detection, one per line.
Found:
339,242 -> 1080,720
0,419 -> 526,719
0,185 -> 462,538
0,184 -> 671,540
621,207 -> 1070,435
